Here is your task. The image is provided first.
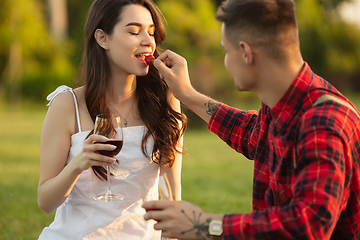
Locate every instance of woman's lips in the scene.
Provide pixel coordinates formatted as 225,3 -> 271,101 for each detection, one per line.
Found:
135,53 -> 152,65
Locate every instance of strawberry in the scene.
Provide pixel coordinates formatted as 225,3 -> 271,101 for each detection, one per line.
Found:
145,55 -> 155,66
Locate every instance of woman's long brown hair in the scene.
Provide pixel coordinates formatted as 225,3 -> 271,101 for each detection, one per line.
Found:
78,0 -> 187,180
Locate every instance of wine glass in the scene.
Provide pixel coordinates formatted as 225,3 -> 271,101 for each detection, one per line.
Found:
159,173 -> 173,240
142,173 -> 173,240
158,173 -> 173,201
93,114 -> 124,202
141,173 -> 173,202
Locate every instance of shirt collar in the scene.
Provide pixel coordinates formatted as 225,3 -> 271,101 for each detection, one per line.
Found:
269,62 -> 314,134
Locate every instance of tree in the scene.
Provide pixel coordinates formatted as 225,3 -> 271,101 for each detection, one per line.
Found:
317,0 -> 353,9
48,0 -> 68,41
0,0 -> 75,103
157,0 -> 234,99
296,0 -> 360,91
212,0 -> 352,8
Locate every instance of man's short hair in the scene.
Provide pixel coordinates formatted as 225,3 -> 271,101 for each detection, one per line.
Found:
215,0 -> 299,60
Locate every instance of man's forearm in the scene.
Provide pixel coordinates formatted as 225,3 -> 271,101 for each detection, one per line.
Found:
180,90 -> 219,124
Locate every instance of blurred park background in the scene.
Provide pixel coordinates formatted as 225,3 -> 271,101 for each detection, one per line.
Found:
1,0 -> 360,239
1,0 -> 360,108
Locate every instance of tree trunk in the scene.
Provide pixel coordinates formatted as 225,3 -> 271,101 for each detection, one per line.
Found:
48,0 -> 68,41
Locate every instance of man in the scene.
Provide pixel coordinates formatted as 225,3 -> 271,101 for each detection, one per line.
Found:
143,0 -> 360,239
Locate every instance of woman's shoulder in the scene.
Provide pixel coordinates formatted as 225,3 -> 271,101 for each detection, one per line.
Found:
46,85 -> 84,108
72,86 -> 86,106
43,87 -> 78,136
46,85 -> 73,105
72,86 -> 94,131
73,85 -> 85,96
46,90 -> 76,121
46,86 -> 81,123
72,86 -> 89,113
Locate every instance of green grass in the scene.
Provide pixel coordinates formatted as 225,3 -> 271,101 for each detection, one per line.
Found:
181,130 -> 254,214
0,101 -> 254,239
0,103 -> 55,240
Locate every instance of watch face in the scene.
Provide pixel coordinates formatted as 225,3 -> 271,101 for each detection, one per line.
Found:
209,220 -> 223,236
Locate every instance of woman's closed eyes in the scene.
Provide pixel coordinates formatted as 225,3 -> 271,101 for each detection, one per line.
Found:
126,22 -> 155,37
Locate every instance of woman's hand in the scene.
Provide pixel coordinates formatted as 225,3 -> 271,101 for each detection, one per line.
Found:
70,134 -> 118,174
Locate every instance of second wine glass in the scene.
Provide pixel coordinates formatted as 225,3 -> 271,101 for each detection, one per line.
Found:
93,114 -> 124,202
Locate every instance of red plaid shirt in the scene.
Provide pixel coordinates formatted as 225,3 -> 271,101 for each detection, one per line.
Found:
208,62 -> 360,239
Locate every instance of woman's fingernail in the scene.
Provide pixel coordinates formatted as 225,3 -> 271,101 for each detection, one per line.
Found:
109,145 -> 116,149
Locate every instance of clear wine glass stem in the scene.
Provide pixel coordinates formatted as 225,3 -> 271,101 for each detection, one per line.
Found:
106,166 -> 111,198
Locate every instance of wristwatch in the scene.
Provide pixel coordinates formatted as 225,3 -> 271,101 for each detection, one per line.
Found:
209,219 -> 223,240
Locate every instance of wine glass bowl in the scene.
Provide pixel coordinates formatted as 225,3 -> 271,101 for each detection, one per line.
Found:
141,173 -> 173,203
95,139 -> 123,158
93,114 -> 124,202
158,173 -> 173,201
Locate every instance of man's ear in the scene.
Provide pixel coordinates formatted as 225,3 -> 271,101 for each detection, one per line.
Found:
94,29 -> 109,50
239,41 -> 253,64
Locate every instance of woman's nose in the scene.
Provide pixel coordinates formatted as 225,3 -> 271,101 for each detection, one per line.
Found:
141,33 -> 155,47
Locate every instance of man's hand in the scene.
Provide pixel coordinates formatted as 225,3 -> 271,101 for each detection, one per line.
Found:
153,50 -> 194,102
154,50 -> 219,123
143,200 -> 223,240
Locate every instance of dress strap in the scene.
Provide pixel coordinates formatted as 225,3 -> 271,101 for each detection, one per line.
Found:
68,89 -> 82,133
46,85 -> 82,133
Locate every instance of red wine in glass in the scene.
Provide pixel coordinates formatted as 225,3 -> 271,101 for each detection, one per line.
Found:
96,139 -> 123,157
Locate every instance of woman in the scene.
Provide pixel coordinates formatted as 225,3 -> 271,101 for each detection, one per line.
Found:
37,0 -> 187,239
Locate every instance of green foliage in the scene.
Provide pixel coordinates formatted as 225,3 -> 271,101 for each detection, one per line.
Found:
1,0 -> 360,104
317,0 -> 352,9
158,0 -> 221,62
296,0 -> 360,73
66,0 -> 94,65
0,0 -> 75,102
296,0 -> 360,91
157,0 -> 235,101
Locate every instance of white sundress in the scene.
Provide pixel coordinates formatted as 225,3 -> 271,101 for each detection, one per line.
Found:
38,85 -> 162,240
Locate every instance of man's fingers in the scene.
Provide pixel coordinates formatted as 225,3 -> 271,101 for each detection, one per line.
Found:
153,59 -> 172,77
143,208 -> 163,222
143,200 -> 170,211
156,49 -> 175,62
143,200 -> 173,221
153,220 -> 168,231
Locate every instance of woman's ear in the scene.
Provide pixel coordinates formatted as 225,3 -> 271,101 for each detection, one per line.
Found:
94,29 -> 109,50
239,41 -> 253,64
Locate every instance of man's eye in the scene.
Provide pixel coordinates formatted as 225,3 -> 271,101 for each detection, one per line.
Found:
129,32 -> 139,35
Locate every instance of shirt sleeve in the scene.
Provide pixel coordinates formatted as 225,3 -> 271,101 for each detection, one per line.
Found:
220,104 -> 354,239
208,103 -> 260,159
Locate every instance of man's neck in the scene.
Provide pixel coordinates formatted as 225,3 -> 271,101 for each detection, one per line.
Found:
254,57 -> 304,109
